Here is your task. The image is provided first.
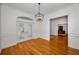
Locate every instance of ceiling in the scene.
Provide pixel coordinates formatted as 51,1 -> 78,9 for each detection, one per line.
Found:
5,3 -> 73,15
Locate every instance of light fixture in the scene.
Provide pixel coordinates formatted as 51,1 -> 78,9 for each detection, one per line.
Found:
35,3 -> 44,21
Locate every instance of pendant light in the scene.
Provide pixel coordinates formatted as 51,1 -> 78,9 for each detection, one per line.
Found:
35,3 -> 44,21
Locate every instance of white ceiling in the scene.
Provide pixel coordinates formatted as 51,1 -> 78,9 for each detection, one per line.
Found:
5,3 -> 73,15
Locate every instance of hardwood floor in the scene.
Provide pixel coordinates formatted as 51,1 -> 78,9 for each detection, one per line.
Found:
1,36 -> 79,55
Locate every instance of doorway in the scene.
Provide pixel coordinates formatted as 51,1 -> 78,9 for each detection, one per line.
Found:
50,16 -> 68,36
58,24 -> 68,36
50,16 -> 68,53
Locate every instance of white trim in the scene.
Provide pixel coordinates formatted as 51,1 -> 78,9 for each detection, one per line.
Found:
1,43 -> 17,50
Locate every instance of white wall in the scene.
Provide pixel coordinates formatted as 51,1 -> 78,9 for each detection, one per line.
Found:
36,17 -> 50,40
45,4 -> 79,49
50,16 -> 68,35
0,4 -> 36,49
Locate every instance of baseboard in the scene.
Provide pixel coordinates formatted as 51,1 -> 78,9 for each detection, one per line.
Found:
35,37 -> 44,39
1,38 -> 33,50
1,43 -> 17,51
34,37 -> 49,41
1,37 -> 48,51
69,47 -> 79,51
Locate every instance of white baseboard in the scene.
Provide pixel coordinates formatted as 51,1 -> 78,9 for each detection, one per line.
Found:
1,43 -> 17,50
1,37 -> 48,51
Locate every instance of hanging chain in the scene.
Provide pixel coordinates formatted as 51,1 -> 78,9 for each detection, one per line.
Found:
38,3 -> 40,13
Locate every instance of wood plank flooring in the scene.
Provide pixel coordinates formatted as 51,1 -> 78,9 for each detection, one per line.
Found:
1,36 -> 79,55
